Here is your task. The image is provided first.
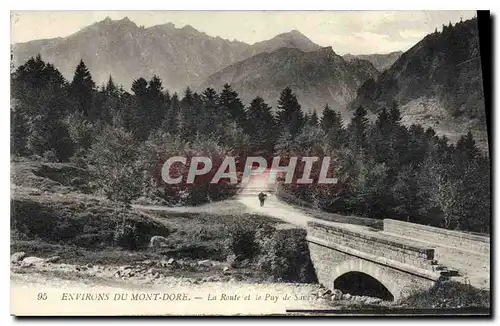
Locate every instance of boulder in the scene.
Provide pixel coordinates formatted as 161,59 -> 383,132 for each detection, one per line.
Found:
331,289 -> 343,301
321,289 -> 332,298
149,235 -> 169,248
45,256 -> 61,263
343,293 -> 352,300
197,259 -> 213,267
353,296 -> 366,303
22,256 -> 45,265
11,252 -> 26,263
365,297 -> 383,305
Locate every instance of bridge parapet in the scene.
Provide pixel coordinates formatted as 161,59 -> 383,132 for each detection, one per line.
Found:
383,219 -> 490,255
307,221 -> 435,270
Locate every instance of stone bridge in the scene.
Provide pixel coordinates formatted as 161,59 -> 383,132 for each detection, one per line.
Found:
306,219 -> 490,302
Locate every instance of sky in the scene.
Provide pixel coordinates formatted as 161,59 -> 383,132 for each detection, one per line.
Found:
11,10 -> 476,55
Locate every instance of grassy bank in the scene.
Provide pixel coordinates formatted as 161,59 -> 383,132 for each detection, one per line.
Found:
400,280 -> 490,309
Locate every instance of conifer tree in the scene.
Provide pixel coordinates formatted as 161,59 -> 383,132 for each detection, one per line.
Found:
105,75 -> 119,97
347,106 -> 369,151
178,87 -> 197,142
276,87 -> 305,138
320,104 -> 345,149
246,96 -> 277,157
70,59 -> 95,117
308,111 -> 319,128
219,84 -> 247,128
201,87 -> 227,137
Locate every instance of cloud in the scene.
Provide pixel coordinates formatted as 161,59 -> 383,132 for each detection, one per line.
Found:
398,29 -> 428,40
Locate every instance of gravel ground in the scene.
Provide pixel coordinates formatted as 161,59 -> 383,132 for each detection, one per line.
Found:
11,255 -> 391,316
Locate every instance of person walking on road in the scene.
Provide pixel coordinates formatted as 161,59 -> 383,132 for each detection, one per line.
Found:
258,192 -> 268,207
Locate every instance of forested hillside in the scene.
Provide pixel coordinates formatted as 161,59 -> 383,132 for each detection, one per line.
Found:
11,55 -> 490,233
202,46 -> 379,117
350,18 -> 487,149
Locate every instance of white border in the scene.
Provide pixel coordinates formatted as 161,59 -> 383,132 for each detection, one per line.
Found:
2,1 -> 498,325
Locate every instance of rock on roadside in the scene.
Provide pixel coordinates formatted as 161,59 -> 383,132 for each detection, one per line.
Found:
20,256 -> 45,267
11,252 -> 26,263
149,236 -> 169,248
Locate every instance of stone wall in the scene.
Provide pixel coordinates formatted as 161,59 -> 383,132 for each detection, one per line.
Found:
383,219 -> 490,255
308,222 -> 435,269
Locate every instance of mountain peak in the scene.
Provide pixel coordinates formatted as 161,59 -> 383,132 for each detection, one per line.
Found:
246,29 -> 321,55
97,16 -> 137,28
288,29 -> 307,37
316,46 -> 340,58
181,24 -> 197,32
275,29 -> 310,41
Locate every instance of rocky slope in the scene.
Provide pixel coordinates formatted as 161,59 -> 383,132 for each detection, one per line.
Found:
11,17 -> 322,93
349,18 -> 488,148
343,51 -> 403,71
202,46 -> 379,115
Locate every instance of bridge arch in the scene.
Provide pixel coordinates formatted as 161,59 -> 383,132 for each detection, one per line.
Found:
334,271 -> 394,301
331,259 -> 401,301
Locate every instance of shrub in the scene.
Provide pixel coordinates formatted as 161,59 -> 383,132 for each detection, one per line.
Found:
113,223 -> 140,250
224,223 -> 259,261
401,280 -> 490,308
87,125 -> 144,205
256,227 -> 317,283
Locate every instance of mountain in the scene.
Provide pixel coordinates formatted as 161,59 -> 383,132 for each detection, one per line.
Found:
11,17 -> 251,92
343,51 -> 403,71
11,17 -> 324,93
239,30 -> 321,59
350,18 -> 488,149
202,46 -> 379,117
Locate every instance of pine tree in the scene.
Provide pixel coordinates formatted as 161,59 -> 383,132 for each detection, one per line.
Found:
348,106 -> 369,151
219,84 -> 247,128
166,93 -> 180,134
320,104 -> 335,130
201,87 -> 227,137
105,75 -> 119,97
178,87 -> 197,142
308,111 -> 319,128
70,59 -> 96,117
246,96 -> 277,157
456,131 -> 479,161
276,87 -> 305,138
147,75 -> 166,133
129,77 -> 149,140
11,55 -> 74,160
131,77 -> 148,97
10,107 -> 30,155
320,104 -> 345,149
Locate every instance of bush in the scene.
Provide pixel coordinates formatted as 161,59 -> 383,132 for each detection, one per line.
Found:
401,280 -> 490,308
224,223 -> 259,261
53,220 -> 82,240
113,223 -> 140,250
256,227 -> 317,283
72,232 -> 112,248
88,126 -> 144,205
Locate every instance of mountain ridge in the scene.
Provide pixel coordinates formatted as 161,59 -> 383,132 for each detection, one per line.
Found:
343,51 -> 403,71
11,17 -> 323,93
202,45 -> 379,117
349,18 -> 487,149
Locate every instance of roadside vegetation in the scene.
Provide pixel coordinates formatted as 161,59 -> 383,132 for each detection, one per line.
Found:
11,55 -> 490,233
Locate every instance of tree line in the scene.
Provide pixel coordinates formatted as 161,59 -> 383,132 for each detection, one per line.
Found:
10,55 -> 490,233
